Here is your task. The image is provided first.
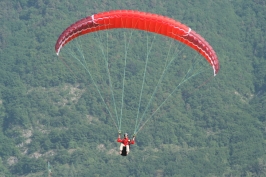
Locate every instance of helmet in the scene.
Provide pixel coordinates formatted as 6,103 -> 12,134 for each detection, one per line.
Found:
124,133 -> 128,137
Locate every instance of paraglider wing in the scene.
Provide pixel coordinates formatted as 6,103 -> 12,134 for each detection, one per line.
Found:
55,10 -> 219,75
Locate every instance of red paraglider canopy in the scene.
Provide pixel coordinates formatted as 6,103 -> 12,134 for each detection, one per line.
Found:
55,10 -> 219,75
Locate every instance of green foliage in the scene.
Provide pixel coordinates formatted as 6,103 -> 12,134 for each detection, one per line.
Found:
12,156 -> 46,175
0,0 -> 265,176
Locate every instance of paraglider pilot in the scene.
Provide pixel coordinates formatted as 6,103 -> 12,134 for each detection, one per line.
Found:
117,132 -> 135,155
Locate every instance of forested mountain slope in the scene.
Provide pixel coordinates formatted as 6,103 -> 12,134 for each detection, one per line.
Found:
0,0 -> 265,176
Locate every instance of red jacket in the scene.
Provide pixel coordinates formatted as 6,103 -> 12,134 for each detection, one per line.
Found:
117,137 -> 135,146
